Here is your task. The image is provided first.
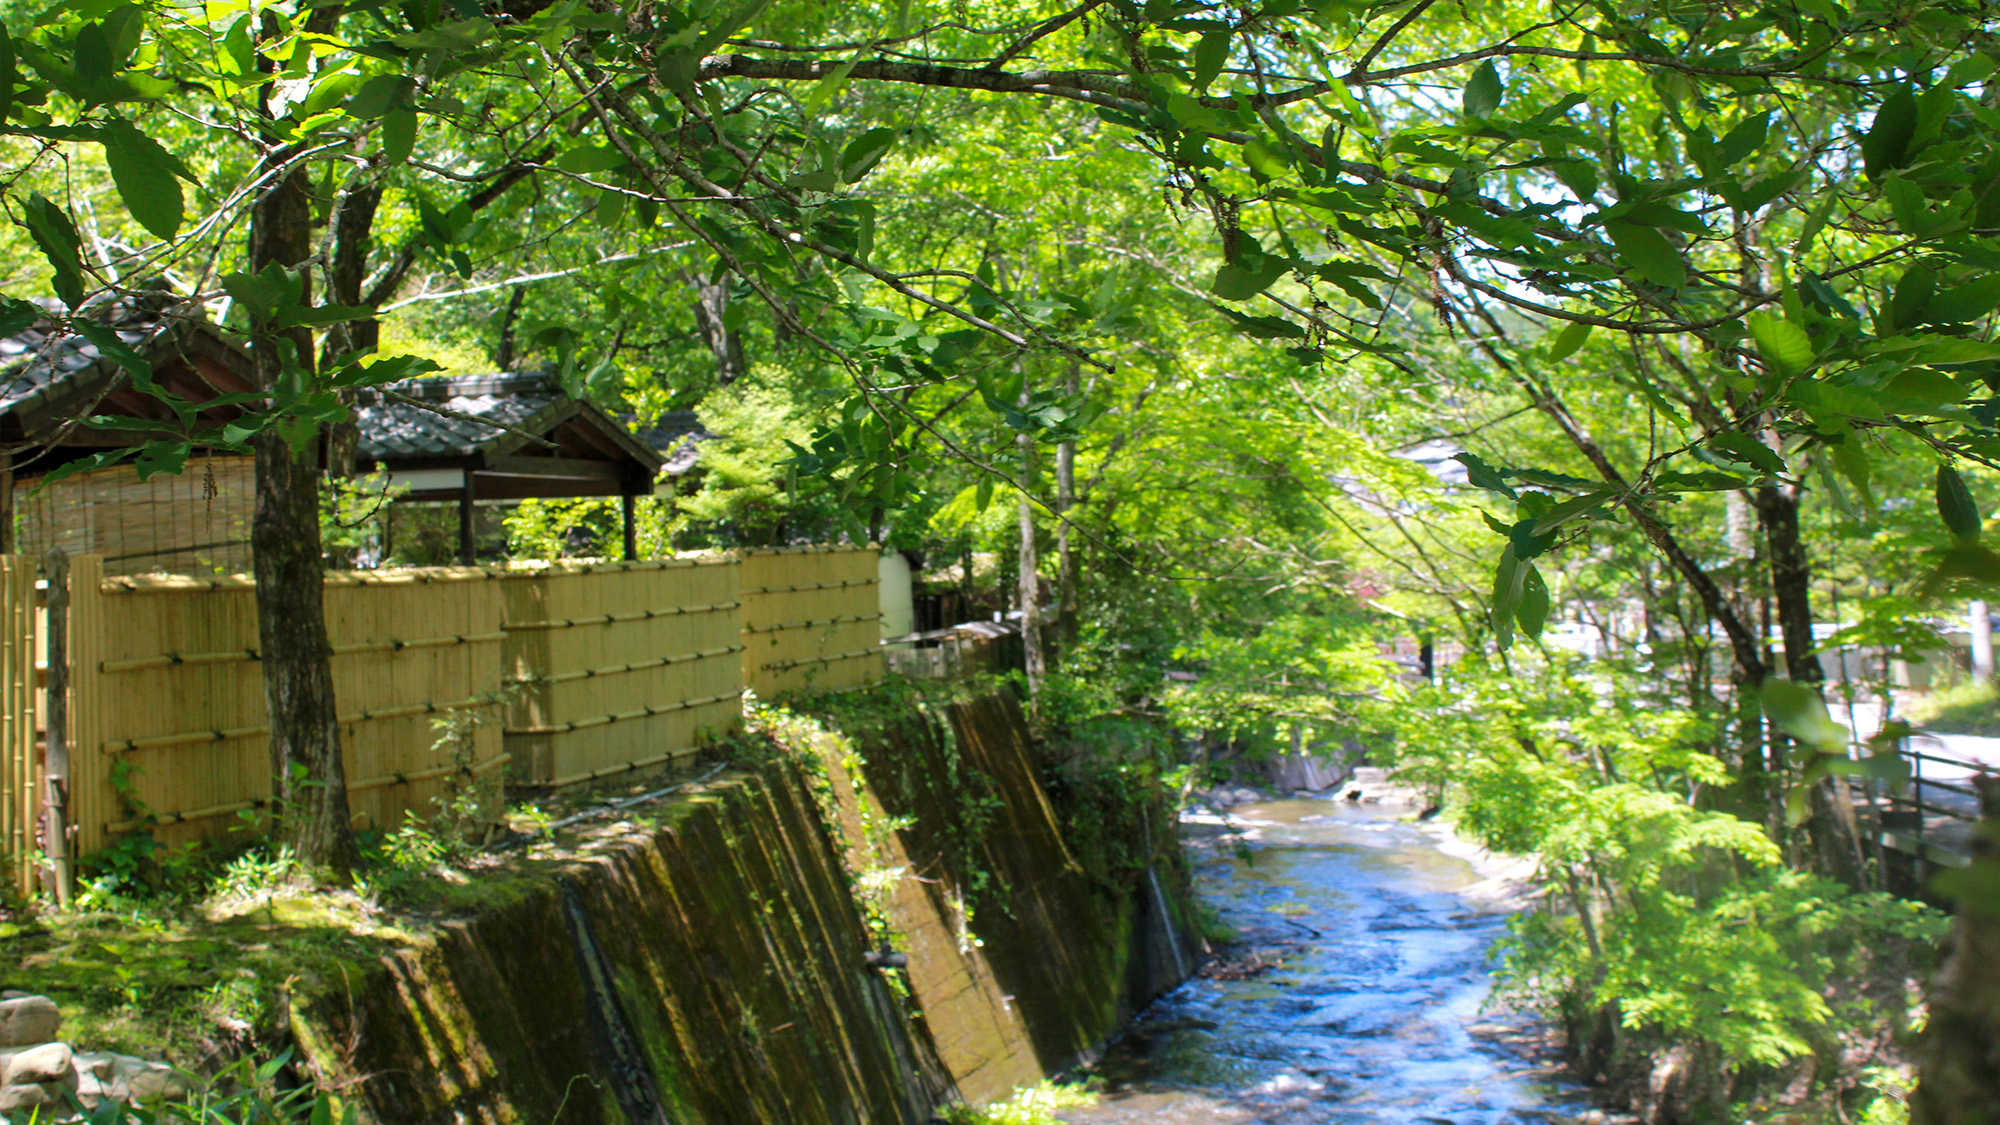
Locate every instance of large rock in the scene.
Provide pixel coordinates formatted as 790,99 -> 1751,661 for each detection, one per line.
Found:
0,1080 -> 69,1114
1,1042 -> 74,1086
0,995 -> 60,1047
74,1051 -> 187,1105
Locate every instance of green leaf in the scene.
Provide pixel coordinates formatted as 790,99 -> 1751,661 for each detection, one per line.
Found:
1923,276 -> 2000,324
1759,678 -> 1848,754
657,49 -> 701,95
102,118 -> 183,240
1863,86 -> 1917,179
691,0 -> 769,55
1452,451 -> 1517,498
1212,256 -> 1289,300
1937,463 -> 1982,543
1713,112 -> 1770,168
1191,30 -> 1229,89
1545,320 -> 1591,361
22,192 -> 85,308
840,127 -> 898,184
1515,562 -> 1550,640
1529,489 -> 1615,536
1605,222 -> 1684,289
347,74 -> 412,120
1490,543 -> 1522,650
380,108 -> 416,164
1462,60 -> 1502,119
1747,311 -> 1814,378
1707,431 -> 1785,474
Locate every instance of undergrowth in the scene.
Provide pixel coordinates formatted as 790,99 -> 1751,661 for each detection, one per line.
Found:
936,1080 -> 1097,1124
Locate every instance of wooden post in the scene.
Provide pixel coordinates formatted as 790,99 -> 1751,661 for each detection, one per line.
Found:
458,475 -> 476,565
1972,600 -> 1994,683
621,495 -> 638,561
0,451 -> 13,555
40,550 -> 69,906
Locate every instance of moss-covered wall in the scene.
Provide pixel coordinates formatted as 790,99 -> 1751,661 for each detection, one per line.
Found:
813,691 -> 1199,1099
294,691 -> 1196,1123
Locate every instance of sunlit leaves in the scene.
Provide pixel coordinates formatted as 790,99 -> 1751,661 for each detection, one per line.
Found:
21,192 -> 86,307
1462,60 -> 1502,119
102,117 -> 192,239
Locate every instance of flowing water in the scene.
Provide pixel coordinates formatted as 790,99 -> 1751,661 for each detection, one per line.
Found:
1062,796 -> 1600,1125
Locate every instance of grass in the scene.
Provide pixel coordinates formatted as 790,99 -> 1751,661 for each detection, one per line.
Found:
1905,678 -> 2000,736
937,1080 -> 1097,1124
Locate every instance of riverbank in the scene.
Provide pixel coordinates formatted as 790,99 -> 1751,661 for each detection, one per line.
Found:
2,687 -> 1200,1122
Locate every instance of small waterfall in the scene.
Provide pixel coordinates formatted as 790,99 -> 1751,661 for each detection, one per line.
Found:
1146,865 -> 1192,981
561,882 -> 672,1125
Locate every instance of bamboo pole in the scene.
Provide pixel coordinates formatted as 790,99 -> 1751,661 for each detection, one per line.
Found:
40,551 -> 69,906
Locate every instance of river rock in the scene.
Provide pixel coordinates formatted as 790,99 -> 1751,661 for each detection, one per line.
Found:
0,995 -> 60,1046
74,1051 -> 187,1104
2,1042 -> 75,1086
0,1080 -> 70,1113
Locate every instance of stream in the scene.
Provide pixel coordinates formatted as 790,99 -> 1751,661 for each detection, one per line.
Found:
1061,796 -> 1602,1125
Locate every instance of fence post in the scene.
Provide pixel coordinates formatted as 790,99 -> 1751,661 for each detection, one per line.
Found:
64,556 -> 105,861
0,556 -> 30,898
40,550 -> 69,906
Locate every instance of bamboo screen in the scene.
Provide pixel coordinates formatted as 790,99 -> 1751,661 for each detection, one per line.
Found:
739,545 -> 883,699
63,561 -> 507,856
501,556 -> 743,789
17,457 -> 255,578
0,559 -> 34,895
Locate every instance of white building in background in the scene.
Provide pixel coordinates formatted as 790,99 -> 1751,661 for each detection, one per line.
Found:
879,550 -> 915,640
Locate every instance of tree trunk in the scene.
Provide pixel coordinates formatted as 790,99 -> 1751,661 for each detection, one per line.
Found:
1752,483 -> 1863,883
1017,409 -> 1044,714
249,161 -> 358,876
691,274 -> 747,384
1911,776 -> 2000,1125
1055,358 -> 1079,658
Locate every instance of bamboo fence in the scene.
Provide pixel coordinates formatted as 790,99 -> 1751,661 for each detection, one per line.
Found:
0,544 -> 883,881
739,545 -> 883,698
502,556 -> 744,788
0,559 -> 33,896
66,562 -> 508,855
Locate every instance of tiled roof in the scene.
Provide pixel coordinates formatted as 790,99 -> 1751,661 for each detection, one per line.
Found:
627,409 -> 712,477
353,372 -> 568,460
0,293 -> 220,420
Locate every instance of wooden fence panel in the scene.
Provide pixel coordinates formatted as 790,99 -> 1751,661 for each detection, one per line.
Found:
502,556 -> 742,788
67,564 -> 506,855
739,546 -> 883,699
0,559 -> 36,896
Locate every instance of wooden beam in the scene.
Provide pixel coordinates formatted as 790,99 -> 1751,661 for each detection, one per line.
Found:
479,454 -> 625,481
622,494 -> 637,560
458,474 -> 475,565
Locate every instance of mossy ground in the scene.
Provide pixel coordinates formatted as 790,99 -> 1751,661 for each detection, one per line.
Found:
0,746 -> 760,1072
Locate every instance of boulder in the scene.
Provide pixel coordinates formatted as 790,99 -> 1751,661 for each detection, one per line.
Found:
0,995 -> 60,1047
0,1080 -> 68,1114
74,1051 -> 187,1105
1,1042 -> 75,1086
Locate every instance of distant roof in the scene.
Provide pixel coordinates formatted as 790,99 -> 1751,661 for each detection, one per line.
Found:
627,409 -> 712,477
352,372 -> 664,491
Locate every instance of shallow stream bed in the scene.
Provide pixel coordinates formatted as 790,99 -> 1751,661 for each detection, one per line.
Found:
1061,797 -> 1601,1125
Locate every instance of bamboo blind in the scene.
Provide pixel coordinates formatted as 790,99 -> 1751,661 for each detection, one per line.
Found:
65,564 -> 507,855
501,556 -> 744,788
17,458 -> 255,578
0,559 -> 34,896
738,545 -> 884,699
